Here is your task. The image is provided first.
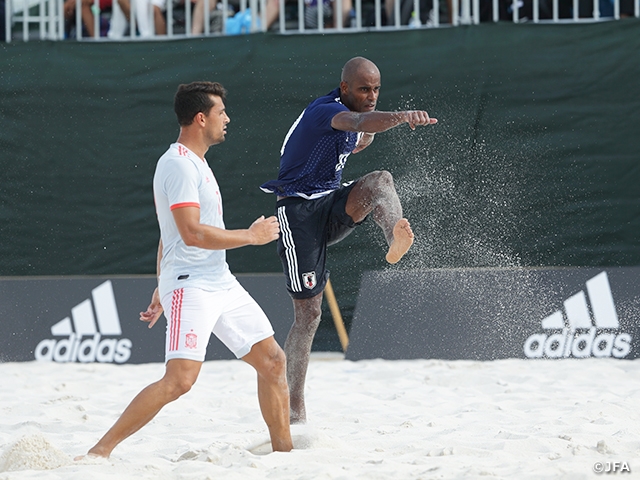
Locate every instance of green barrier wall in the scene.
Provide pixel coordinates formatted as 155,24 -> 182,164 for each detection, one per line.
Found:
1,21 -> 639,348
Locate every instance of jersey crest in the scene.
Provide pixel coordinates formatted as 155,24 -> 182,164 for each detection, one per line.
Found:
185,331 -> 198,349
302,271 -> 317,290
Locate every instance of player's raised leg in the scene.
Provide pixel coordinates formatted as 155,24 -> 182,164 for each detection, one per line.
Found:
345,170 -> 414,264
284,293 -> 323,424
242,337 -> 293,452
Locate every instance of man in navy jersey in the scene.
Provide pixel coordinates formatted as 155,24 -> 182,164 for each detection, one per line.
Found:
261,57 -> 437,423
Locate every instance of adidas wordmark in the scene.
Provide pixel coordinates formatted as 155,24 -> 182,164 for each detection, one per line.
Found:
34,281 -> 132,363
523,271 -> 632,359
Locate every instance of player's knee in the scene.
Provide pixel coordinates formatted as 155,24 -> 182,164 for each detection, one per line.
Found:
294,298 -> 322,327
164,375 -> 196,399
360,170 -> 394,195
272,347 -> 287,373
373,169 -> 394,188
262,347 -> 287,384
176,378 -> 195,397
309,302 -> 323,323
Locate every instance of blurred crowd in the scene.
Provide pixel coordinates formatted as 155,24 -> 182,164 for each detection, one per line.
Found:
2,0 -> 637,41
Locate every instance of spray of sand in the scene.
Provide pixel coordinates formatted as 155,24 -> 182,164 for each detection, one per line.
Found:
359,92 -> 562,344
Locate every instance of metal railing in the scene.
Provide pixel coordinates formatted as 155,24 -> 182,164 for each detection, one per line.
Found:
5,0 -> 65,41
5,0 -> 640,42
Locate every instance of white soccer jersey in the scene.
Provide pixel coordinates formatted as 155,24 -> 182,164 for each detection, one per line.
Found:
154,142 -> 236,298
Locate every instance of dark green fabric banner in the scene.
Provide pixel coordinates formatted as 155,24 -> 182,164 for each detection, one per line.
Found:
1,21 -> 639,339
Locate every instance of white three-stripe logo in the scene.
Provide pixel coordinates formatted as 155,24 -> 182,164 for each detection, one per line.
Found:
50,281 -> 122,336
541,271 -> 619,330
277,206 -> 302,292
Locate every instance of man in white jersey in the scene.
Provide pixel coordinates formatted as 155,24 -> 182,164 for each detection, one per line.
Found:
78,81 -> 293,458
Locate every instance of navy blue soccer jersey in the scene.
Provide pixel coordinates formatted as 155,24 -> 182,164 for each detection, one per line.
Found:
261,88 -> 360,199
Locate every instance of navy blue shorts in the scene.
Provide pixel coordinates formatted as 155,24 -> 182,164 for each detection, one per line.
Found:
275,182 -> 363,299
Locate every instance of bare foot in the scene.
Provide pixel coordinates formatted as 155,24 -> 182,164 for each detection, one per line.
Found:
74,447 -> 109,461
385,219 -> 414,264
73,453 -> 107,462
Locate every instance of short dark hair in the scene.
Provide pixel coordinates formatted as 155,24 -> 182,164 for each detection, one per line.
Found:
174,81 -> 227,126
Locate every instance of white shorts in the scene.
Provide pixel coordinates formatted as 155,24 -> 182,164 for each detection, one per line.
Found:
161,282 -> 274,362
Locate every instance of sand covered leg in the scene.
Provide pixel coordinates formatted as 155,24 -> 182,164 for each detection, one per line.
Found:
346,171 -> 413,262
284,294 -> 323,424
385,218 -> 414,264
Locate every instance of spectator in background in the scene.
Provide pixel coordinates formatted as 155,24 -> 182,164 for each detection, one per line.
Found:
191,0 -> 218,34
191,0 -> 212,33
265,0 -> 279,29
115,0 -> 166,35
383,0 -> 452,26
265,0 -> 352,30
64,0 -> 111,37
106,0 -> 168,38
304,0 -> 352,28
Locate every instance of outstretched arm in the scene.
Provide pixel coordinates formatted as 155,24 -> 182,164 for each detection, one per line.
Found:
172,206 -> 279,250
331,110 -> 437,134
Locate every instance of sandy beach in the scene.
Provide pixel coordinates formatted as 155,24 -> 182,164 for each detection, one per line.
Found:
1,353 -> 639,479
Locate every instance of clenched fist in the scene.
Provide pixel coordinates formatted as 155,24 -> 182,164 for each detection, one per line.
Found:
249,215 -> 280,245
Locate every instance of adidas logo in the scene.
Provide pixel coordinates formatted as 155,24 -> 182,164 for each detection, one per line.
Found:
524,271 -> 632,359
34,281 -> 132,363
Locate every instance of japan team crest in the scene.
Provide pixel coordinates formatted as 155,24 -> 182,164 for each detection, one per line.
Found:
302,271 -> 317,290
185,331 -> 198,349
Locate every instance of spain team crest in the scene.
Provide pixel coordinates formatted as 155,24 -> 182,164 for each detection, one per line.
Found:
302,271 -> 317,290
185,331 -> 198,349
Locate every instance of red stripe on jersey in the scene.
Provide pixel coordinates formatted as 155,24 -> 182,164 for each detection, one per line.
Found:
170,202 -> 200,210
169,289 -> 184,351
177,145 -> 189,157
